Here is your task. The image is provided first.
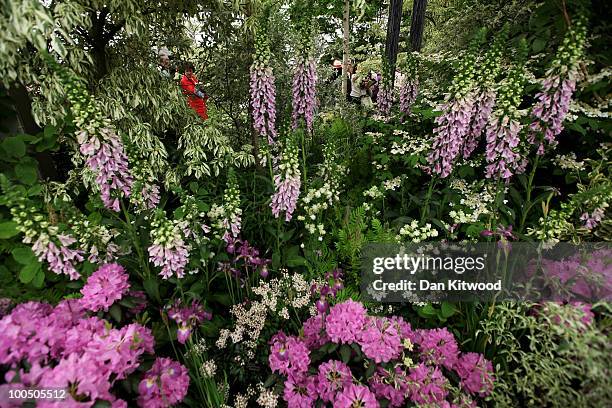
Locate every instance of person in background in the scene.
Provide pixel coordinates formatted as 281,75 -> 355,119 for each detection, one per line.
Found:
180,62 -> 208,120
157,48 -> 173,78
349,63 -> 364,105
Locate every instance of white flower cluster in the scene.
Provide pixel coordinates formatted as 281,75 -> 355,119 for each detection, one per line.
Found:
383,176 -> 403,191
200,359 -> 217,379
216,272 -> 320,363
554,152 -> 586,171
448,179 -> 498,224
397,220 -> 439,243
363,185 -> 384,199
297,144 -> 346,240
390,129 -> 431,157
527,209 -> 574,244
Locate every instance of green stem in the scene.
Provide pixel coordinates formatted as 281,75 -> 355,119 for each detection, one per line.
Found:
519,155 -> 540,233
121,200 -> 150,278
421,178 -> 436,223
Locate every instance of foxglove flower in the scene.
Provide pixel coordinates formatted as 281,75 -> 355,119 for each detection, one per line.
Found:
529,74 -> 577,154
271,140 -> 301,221
148,213 -> 191,279
399,78 -> 418,117
377,81 -> 393,117
77,128 -> 134,211
463,90 -> 495,158
80,263 -> 130,312
250,31 -> 277,144
428,96 -> 474,178
292,57 -> 317,132
529,20 -> 586,154
31,233 -> 84,280
485,115 -> 523,179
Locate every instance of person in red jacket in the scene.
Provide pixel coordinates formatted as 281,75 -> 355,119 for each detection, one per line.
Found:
180,62 -> 208,120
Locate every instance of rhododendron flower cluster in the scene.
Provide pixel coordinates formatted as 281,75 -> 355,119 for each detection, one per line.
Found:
538,248 -> 612,302
148,212 -> 191,279
137,357 -> 190,408
80,263 -> 130,312
292,56 -> 317,132
529,20 -> 586,154
269,299 -> 494,407
167,299 -> 212,344
250,30 -> 277,144
0,299 -> 159,407
271,139 -> 301,221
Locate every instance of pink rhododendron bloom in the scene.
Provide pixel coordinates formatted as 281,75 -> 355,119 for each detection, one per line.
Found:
80,263 -> 130,312
336,383 -> 379,408
358,317 -> 403,363
137,357 -> 190,408
369,366 -> 409,407
454,352 -> 494,396
416,328 -> 459,369
316,360 -> 352,402
406,363 -> 449,405
269,333 -> 310,381
302,313 -> 330,349
283,375 -> 316,408
325,299 -> 368,344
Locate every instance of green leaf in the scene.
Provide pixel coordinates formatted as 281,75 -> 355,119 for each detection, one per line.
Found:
339,344 -> 352,363
418,303 -> 437,318
532,38 -> 546,52
32,269 -> 45,288
12,247 -> 36,264
2,137 -> 26,158
143,277 -> 161,303
109,304 -> 122,323
440,302 -> 456,318
19,262 -> 40,284
15,162 -> 38,185
0,221 -> 20,239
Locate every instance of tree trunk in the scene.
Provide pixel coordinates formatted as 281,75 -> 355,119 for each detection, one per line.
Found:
6,84 -> 58,180
341,0 -> 350,97
385,0 -> 403,83
409,0 -> 428,52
